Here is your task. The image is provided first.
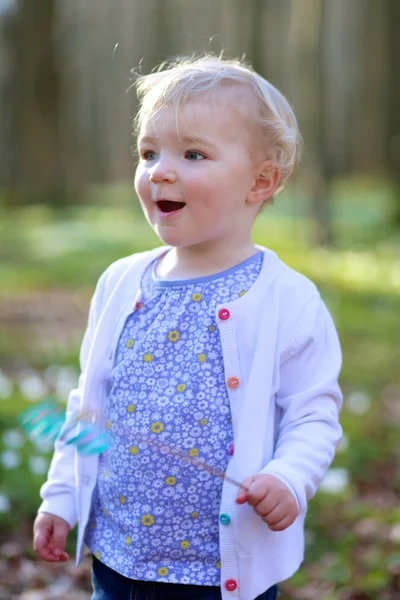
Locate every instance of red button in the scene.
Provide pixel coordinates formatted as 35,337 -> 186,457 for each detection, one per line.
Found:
135,302 -> 142,309
229,443 -> 234,456
218,308 -> 230,321
225,579 -> 238,591
227,376 -> 240,389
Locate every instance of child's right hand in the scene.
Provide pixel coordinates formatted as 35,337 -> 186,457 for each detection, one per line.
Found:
33,512 -> 70,562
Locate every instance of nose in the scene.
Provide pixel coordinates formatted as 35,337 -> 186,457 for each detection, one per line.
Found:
149,156 -> 177,184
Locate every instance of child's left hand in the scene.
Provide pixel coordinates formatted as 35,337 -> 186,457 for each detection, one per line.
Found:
236,474 -> 298,531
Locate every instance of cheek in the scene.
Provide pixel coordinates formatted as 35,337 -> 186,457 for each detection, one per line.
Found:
134,166 -> 149,200
185,171 -> 237,210
183,169 -> 221,202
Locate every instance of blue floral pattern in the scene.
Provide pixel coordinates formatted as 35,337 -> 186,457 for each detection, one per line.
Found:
85,251 -> 263,584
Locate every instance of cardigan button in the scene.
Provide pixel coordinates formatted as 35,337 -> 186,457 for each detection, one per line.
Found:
219,513 -> 231,526
135,301 -> 142,310
227,376 -> 240,389
218,308 -> 230,320
225,579 -> 238,591
229,443 -> 234,456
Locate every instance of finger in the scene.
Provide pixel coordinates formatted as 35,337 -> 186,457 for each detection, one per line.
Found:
52,521 -> 69,560
245,478 -> 272,507
37,546 -> 66,562
267,513 -> 296,532
235,476 -> 256,504
50,547 -> 69,562
33,524 -> 51,555
260,503 -> 287,525
34,531 -> 63,562
57,551 -> 69,562
253,495 -> 280,519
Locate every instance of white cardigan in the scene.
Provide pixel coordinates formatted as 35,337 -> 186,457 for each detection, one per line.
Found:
39,246 -> 342,600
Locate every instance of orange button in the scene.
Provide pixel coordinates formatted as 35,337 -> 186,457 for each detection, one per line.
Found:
227,376 -> 240,389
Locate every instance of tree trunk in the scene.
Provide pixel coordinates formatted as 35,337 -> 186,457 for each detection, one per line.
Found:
388,0 -> 400,225
10,0 -> 66,205
350,0 -> 389,175
287,0 -> 333,246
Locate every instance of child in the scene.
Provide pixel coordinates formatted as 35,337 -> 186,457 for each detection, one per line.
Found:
33,55 -> 342,600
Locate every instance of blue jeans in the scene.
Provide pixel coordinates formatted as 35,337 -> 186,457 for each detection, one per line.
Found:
91,557 -> 279,600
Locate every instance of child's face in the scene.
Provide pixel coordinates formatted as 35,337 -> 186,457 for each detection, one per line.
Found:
135,98 -> 261,251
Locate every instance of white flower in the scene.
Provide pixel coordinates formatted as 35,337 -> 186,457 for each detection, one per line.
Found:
28,456 -> 48,475
1,450 -> 21,469
347,391 -> 371,415
0,371 -> 13,399
0,493 -> 11,513
389,524 -> 400,542
320,467 -> 349,494
2,429 -> 24,449
19,371 -> 47,401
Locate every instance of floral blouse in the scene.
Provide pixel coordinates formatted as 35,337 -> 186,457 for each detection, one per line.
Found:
85,251 -> 263,584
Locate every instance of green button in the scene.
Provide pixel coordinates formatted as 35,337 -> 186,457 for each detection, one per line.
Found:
219,513 -> 231,526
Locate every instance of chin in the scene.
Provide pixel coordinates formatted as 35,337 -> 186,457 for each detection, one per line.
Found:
154,227 -> 207,250
154,231 -> 184,248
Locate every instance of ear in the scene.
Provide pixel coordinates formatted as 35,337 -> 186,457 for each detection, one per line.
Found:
247,160 -> 280,207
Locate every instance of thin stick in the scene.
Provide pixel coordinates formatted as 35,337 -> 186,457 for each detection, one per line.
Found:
21,403 -> 248,492
75,409 -> 249,491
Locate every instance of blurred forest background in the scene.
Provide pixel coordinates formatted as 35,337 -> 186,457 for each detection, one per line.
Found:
0,1 -> 400,599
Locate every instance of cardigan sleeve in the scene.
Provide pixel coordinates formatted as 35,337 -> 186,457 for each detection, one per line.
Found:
37,268 -> 109,527
260,296 -> 343,514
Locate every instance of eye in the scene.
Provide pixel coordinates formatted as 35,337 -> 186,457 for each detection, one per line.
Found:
185,151 -> 206,161
141,150 -> 157,161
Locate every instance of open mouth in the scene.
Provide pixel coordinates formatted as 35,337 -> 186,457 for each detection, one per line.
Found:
156,200 -> 186,213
